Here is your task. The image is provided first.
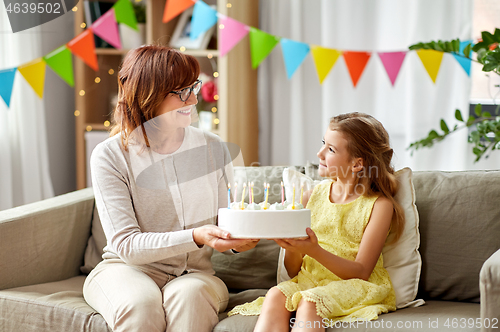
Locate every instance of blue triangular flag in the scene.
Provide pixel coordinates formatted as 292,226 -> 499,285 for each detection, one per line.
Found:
452,40 -> 473,76
280,38 -> 310,79
0,68 -> 17,107
190,1 -> 217,40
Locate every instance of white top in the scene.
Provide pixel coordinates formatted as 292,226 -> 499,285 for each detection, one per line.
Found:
90,126 -> 234,276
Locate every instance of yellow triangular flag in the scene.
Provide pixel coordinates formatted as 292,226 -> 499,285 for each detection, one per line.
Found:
416,49 -> 444,84
18,58 -> 46,98
311,46 -> 342,84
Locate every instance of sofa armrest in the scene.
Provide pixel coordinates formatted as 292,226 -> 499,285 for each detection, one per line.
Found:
0,188 -> 95,290
480,248 -> 500,332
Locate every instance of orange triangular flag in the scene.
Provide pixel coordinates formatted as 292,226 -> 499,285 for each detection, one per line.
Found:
416,49 -> 444,83
163,0 -> 194,23
18,58 -> 46,99
343,51 -> 371,87
67,29 -> 98,71
311,46 -> 342,85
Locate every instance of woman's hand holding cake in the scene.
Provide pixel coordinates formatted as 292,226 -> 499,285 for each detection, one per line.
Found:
193,225 -> 259,252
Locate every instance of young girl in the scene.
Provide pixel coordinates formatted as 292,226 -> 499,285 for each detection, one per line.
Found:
228,112 -> 405,331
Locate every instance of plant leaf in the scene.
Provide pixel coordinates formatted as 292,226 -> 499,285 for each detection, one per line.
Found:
467,115 -> 475,126
475,104 -> 482,116
482,31 -> 496,45
482,111 -> 492,118
428,130 -> 439,139
494,28 -> 500,42
440,119 -> 449,134
455,109 -> 464,122
463,43 -> 472,58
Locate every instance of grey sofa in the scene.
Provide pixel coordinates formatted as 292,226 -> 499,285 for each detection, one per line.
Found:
1,166 -> 499,332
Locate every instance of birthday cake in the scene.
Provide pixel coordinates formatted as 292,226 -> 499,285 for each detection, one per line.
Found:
218,202 -> 311,239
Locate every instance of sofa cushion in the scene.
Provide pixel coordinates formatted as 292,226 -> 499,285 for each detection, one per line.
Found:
279,167 -> 423,309
0,276 -> 109,332
0,188 -> 94,290
414,170 -> 500,302
81,205 -> 106,274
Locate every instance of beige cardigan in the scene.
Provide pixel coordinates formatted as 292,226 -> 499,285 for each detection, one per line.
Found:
90,126 -> 234,276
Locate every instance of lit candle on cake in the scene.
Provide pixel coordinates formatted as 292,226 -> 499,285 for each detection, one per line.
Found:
281,181 -> 284,205
300,184 -> 304,205
233,183 -> 238,203
264,183 -> 270,209
292,183 -> 296,209
241,183 -> 247,209
251,182 -> 254,204
228,183 -> 231,209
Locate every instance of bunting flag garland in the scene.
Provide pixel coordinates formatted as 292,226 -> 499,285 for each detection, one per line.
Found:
0,68 -> 17,107
191,1 -> 217,40
452,40 -> 473,76
18,58 -> 46,99
343,51 -> 371,87
311,46 -> 342,85
218,15 -> 249,57
416,49 -> 444,83
92,9 -> 122,49
378,51 -> 407,86
43,46 -> 74,87
163,0 -> 194,24
0,0 -> 479,110
114,0 -> 138,30
249,27 -> 281,69
67,29 -> 99,71
280,39 -> 310,79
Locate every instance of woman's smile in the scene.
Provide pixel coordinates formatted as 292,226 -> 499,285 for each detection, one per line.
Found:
176,106 -> 192,115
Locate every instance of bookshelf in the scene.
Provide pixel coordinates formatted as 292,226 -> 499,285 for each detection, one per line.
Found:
73,0 -> 258,189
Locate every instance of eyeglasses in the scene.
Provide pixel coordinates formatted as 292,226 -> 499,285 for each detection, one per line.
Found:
169,80 -> 202,102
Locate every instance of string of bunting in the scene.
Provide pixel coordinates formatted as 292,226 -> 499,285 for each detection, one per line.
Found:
0,0 -> 473,109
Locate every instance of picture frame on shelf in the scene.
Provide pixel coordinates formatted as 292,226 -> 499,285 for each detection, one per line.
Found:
170,6 -> 215,50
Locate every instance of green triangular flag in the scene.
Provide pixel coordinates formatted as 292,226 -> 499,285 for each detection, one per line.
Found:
113,0 -> 138,31
43,46 -> 74,87
249,27 -> 280,69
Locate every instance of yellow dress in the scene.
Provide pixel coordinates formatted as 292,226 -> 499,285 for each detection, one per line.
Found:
228,181 -> 396,322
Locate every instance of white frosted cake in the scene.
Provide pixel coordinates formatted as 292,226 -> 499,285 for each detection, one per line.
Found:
218,203 -> 311,239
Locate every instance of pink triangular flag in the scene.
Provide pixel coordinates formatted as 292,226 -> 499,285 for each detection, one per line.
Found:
219,14 -> 249,57
378,52 -> 407,86
92,8 -> 122,49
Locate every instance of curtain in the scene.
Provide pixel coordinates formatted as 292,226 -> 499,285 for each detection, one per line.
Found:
0,8 -> 54,209
258,0 -> 500,171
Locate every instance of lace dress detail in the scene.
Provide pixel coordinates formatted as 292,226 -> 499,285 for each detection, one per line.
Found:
228,181 -> 396,322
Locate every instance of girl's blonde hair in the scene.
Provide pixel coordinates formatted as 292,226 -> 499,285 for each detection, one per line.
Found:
329,112 -> 404,243
110,45 -> 200,150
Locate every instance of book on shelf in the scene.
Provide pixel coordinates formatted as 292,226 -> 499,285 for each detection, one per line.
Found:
83,1 -> 115,48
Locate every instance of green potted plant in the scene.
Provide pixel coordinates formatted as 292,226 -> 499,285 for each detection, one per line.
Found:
407,28 -> 500,162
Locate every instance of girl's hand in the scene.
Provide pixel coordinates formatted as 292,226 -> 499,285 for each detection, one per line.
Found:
274,228 -> 319,256
193,225 -> 257,252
